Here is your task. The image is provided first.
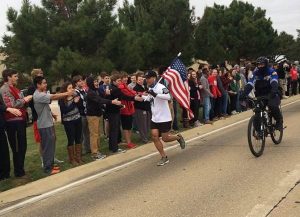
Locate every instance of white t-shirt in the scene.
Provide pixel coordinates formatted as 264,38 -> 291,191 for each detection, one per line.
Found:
142,83 -> 172,123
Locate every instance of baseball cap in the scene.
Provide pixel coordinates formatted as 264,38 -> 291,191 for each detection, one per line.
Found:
144,70 -> 157,79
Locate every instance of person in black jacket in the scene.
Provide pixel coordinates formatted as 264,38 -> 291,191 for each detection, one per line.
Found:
188,70 -> 201,127
73,75 -> 91,155
86,76 -> 121,160
105,73 -> 143,153
133,73 -> 151,143
0,99 -> 22,180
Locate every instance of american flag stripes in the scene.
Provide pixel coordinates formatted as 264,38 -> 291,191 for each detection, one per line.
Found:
162,57 -> 194,119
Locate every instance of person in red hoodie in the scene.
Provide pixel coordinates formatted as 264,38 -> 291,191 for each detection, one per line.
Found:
290,63 -> 299,96
119,72 -> 137,149
208,69 -> 222,121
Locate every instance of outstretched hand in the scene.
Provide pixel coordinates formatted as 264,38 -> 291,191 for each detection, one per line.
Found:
112,98 -> 122,106
134,95 -> 144,102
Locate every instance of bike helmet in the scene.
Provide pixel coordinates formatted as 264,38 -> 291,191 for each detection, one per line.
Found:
256,56 -> 269,65
274,55 -> 287,64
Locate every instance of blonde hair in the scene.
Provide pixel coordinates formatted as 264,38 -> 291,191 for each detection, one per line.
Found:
31,68 -> 43,78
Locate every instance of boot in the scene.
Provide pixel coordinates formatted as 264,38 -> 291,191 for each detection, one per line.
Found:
75,144 -> 84,164
67,146 -> 77,166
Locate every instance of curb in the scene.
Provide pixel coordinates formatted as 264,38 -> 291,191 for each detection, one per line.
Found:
1,95 -> 300,211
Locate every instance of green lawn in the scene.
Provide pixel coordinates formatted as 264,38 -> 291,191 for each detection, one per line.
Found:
0,106 -> 203,192
0,123 -> 144,192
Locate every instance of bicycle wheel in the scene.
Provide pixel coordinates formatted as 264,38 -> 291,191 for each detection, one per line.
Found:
247,116 -> 265,157
270,117 -> 283,145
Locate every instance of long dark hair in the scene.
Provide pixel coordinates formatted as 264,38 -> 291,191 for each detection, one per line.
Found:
60,81 -> 73,103
60,81 -> 72,93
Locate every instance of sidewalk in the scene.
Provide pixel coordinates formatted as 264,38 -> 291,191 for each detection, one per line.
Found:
1,95 -> 300,211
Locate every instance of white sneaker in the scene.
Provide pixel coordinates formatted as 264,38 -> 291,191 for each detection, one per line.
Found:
194,120 -> 202,127
54,158 -> 64,164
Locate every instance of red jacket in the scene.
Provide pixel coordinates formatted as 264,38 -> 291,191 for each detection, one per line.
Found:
208,75 -> 222,98
290,68 -> 298,81
118,82 -> 136,115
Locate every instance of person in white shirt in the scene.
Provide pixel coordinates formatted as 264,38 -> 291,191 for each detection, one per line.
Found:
142,71 -> 186,166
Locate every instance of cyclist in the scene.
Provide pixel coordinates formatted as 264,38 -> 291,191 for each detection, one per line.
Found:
241,56 -> 283,132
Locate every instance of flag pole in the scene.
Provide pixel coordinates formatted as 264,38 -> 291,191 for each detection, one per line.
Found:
155,52 -> 182,84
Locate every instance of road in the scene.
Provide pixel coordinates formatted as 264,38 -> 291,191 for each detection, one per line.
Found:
2,100 -> 300,217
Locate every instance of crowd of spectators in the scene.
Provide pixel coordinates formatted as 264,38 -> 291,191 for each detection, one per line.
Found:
1,60 -> 300,179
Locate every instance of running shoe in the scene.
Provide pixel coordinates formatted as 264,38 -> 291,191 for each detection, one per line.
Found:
93,153 -> 107,160
177,134 -> 186,149
114,148 -> 127,154
157,157 -> 169,166
54,158 -> 64,164
50,168 -> 60,175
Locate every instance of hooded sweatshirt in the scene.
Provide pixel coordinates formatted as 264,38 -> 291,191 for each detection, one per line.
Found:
118,82 -> 136,115
86,77 -> 112,117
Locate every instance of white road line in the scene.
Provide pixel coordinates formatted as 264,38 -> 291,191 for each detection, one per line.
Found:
0,99 -> 300,216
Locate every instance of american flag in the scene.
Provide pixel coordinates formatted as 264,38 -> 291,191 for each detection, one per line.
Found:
162,57 -> 194,119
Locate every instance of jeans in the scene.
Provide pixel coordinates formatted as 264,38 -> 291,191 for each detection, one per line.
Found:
229,94 -> 237,113
203,97 -> 211,121
210,97 -> 216,119
221,92 -> 228,115
63,118 -> 82,146
236,91 -> 241,112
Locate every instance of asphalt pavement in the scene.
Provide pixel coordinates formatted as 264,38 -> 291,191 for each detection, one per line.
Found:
1,97 -> 300,217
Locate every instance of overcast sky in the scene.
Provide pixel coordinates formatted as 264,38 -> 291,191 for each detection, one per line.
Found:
0,0 -> 299,46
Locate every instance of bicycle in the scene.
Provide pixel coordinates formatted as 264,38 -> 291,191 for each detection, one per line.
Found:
247,96 -> 284,157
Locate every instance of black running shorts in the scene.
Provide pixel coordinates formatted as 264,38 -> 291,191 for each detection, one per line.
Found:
150,121 -> 172,133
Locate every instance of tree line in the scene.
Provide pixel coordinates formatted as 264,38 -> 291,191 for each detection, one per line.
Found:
1,0 -> 299,83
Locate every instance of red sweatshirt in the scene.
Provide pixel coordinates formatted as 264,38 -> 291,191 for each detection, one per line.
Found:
208,75 -> 222,98
290,68 -> 298,81
118,82 -> 136,115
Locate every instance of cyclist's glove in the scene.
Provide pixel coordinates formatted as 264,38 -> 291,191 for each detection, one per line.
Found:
270,82 -> 279,98
240,84 -> 253,100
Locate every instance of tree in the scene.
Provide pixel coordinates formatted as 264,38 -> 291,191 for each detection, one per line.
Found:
194,0 -> 277,63
1,0 -> 117,82
111,0 -> 195,70
1,0 -> 52,73
274,31 -> 299,61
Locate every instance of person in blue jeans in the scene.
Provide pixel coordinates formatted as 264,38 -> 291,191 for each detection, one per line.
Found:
200,68 -> 213,124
